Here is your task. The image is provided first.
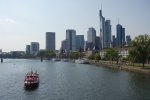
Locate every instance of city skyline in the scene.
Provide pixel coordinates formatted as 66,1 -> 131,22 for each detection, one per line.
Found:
0,0 -> 150,52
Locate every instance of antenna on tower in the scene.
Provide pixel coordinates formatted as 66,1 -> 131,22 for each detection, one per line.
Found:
118,18 -> 120,24
101,4 -> 102,10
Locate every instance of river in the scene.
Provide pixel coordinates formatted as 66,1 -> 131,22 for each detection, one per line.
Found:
0,59 -> 150,100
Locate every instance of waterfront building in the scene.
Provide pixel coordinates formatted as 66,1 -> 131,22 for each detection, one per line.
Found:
116,24 -> 122,46
99,9 -> 105,49
46,32 -> 55,51
95,36 -> 100,50
126,35 -> 132,46
99,10 -> 111,49
0,49 -> 2,54
30,42 -> 39,55
116,24 -> 126,47
76,35 -> 85,51
112,35 -> 116,47
26,45 -> 30,55
87,27 -> 96,47
84,41 -> 94,51
100,47 -> 130,59
122,28 -> 126,45
104,20 -> 111,48
61,39 -> 68,51
66,29 -> 76,51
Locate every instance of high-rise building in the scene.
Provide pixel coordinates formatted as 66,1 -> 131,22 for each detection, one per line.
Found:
99,10 -> 111,49
84,41 -> 94,51
30,42 -> 39,55
122,28 -> 125,45
26,45 -> 30,55
116,24 -> 122,46
116,24 -> 125,47
99,10 -> 105,49
0,49 -> 2,54
61,40 -> 68,50
46,32 -> 55,51
66,29 -> 76,51
104,20 -> 111,48
126,35 -> 131,46
95,36 -> 100,50
76,35 -> 84,51
87,27 -> 96,46
112,35 -> 116,47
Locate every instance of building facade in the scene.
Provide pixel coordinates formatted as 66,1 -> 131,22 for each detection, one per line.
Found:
66,29 -> 76,51
87,27 -> 96,46
104,20 -> 111,48
76,35 -> 84,51
95,36 -> 100,50
26,45 -> 30,55
61,39 -> 68,51
116,24 -> 125,47
46,32 -> 55,51
126,35 -> 131,46
99,10 -> 111,49
30,42 -> 39,55
99,10 -> 105,49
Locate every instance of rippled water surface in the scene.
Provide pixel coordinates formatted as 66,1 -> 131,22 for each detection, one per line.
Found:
0,59 -> 150,100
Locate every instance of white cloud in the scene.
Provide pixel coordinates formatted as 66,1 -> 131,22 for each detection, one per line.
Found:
0,18 -> 16,24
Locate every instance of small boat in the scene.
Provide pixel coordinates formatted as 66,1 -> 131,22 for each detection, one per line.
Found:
75,59 -> 89,64
24,70 -> 39,89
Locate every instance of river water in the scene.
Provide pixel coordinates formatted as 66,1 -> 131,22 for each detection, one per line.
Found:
0,59 -> 150,100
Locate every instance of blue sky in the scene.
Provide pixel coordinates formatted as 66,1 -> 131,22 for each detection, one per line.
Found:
0,0 -> 150,52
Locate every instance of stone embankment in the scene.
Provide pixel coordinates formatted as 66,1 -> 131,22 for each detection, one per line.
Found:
89,60 -> 150,76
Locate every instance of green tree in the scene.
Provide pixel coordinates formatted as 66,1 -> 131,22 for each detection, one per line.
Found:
132,34 -> 150,68
94,53 -> 101,61
45,50 -> 56,58
106,48 -> 118,63
69,52 -> 80,59
88,54 -> 95,60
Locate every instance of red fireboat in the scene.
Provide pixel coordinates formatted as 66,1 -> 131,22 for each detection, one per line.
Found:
24,70 -> 39,89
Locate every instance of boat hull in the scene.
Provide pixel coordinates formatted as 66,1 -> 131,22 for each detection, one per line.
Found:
24,83 -> 39,89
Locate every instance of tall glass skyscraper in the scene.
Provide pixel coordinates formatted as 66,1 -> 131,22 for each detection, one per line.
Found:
116,24 -> 125,47
99,10 -> 111,49
66,29 -> 76,51
46,32 -> 55,51
99,10 -> 105,49
76,35 -> 84,51
30,42 -> 39,55
126,35 -> 131,46
104,20 -> 111,48
87,27 -> 96,46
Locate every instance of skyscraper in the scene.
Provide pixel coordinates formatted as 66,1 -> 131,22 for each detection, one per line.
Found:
26,45 -> 30,55
99,10 -> 111,49
95,36 -> 100,50
61,39 -> 68,50
116,24 -> 125,47
30,42 -> 39,55
126,35 -> 131,46
76,35 -> 84,51
66,29 -> 76,51
46,32 -> 55,51
104,20 -> 111,48
122,28 -> 125,45
87,27 -> 96,46
99,10 -> 105,49
112,35 -> 116,47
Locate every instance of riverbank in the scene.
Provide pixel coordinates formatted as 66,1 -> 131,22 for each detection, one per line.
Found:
89,60 -> 150,76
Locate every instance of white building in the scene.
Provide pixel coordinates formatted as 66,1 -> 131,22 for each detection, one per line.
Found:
100,47 -> 130,59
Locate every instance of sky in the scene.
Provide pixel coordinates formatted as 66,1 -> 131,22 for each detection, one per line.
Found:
0,0 -> 150,52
